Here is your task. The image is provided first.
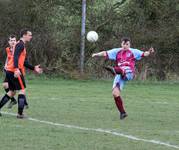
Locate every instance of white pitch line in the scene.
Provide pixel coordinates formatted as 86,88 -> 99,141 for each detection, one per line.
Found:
2,111 -> 179,149
150,102 -> 169,105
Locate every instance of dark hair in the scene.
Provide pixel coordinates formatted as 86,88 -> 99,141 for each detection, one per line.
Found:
8,35 -> 16,41
20,28 -> 31,37
121,37 -> 130,43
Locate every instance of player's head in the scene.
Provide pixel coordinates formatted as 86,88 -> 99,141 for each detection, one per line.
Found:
121,37 -> 131,49
8,35 -> 16,48
20,29 -> 32,42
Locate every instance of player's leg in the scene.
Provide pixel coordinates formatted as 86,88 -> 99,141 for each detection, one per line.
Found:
17,89 -> 27,118
24,95 -> 29,109
0,90 -> 15,116
104,66 -> 125,77
15,74 -> 27,119
0,71 -> 16,116
7,91 -> 17,109
16,74 -> 29,109
3,76 -> 17,108
0,90 -> 14,109
112,87 -> 127,120
112,75 -> 127,120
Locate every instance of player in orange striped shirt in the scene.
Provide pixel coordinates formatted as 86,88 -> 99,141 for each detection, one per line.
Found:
3,35 -> 17,108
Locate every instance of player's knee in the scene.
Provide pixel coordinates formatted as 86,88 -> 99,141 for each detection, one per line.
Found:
112,88 -> 120,97
112,92 -> 119,98
12,91 -> 16,97
2,82 -> 8,89
19,90 -> 26,95
7,91 -> 14,97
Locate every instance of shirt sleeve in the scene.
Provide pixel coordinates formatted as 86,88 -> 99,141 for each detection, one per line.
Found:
14,43 -> 24,68
24,58 -> 35,70
4,57 -> 8,68
4,49 -> 8,68
106,48 -> 121,60
130,48 -> 144,60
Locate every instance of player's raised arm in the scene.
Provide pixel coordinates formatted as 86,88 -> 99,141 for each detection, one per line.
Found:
143,47 -> 155,57
92,48 -> 120,60
92,51 -> 107,58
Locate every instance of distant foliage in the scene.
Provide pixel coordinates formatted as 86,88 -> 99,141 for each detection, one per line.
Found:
0,0 -> 178,80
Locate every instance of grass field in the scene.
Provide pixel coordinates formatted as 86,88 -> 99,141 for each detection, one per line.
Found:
0,77 -> 179,150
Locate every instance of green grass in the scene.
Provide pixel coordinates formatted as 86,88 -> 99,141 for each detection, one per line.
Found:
0,78 -> 179,150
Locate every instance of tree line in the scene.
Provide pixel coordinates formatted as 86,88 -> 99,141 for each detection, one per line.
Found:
0,0 -> 178,80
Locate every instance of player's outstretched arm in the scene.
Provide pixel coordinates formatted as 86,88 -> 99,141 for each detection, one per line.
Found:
92,51 -> 107,58
143,47 -> 155,57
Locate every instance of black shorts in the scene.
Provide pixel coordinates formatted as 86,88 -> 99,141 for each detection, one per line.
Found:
6,71 -> 26,91
3,76 -> 8,83
3,69 -> 8,83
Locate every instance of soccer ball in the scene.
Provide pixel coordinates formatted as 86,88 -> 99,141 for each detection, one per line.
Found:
86,31 -> 98,42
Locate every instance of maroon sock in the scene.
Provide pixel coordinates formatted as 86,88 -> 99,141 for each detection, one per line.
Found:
114,66 -> 125,75
114,96 -> 126,113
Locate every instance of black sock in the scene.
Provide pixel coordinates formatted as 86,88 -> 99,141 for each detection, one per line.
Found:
0,94 -> 10,109
18,94 -> 26,115
11,97 -> 17,102
5,88 -> 9,93
24,98 -> 28,106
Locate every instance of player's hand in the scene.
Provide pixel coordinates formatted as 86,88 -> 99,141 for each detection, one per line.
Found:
34,65 -> 43,74
149,47 -> 154,54
14,69 -> 21,78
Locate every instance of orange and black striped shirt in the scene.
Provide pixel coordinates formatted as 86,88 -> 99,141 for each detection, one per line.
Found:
6,40 -> 34,75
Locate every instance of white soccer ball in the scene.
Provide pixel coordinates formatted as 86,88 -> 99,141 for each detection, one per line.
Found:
86,31 -> 98,42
